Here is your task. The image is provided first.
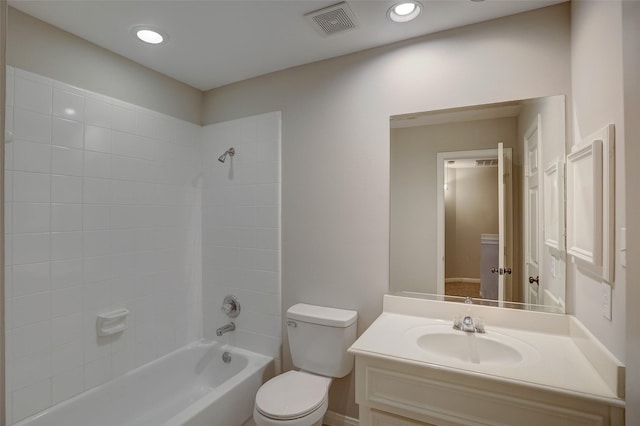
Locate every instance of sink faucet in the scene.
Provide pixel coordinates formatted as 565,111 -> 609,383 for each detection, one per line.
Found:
453,316 -> 485,333
216,322 -> 235,336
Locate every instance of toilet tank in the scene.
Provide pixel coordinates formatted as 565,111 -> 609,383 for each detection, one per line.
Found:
286,304 -> 358,378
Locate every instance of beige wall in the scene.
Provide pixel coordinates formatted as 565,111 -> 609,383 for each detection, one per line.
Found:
623,1 -> 640,422
570,1 -> 626,362
203,5 -> 570,418
390,117 -> 516,294
446,167 -> 498,280
6,7 -> 202,124
1,2 -> 6,424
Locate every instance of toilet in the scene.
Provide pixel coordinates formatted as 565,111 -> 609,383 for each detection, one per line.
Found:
253,303 -> 358,426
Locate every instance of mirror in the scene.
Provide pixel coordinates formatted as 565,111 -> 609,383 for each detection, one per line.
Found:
389,95 -> 567,313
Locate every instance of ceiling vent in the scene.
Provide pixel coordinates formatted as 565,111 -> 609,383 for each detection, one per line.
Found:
305,2 -> 360,37
475,159 -> 499,167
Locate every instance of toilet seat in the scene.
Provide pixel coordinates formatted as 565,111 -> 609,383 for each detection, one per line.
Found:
255,371 -> 332,420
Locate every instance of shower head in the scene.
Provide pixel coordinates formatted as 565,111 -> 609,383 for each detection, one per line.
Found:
218,147 -> 235,163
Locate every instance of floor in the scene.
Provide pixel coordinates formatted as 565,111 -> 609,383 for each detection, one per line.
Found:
243,419 -> 329,426
445,281 -> 481,298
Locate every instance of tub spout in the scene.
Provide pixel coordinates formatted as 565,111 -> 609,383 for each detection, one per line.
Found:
216,322 -> 235,336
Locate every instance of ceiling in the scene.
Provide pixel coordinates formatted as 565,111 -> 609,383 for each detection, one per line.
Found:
390,101 -> 523,128
9,0 -> 563,91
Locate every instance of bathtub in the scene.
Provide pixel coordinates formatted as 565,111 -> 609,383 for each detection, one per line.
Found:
14,339 -> 273,426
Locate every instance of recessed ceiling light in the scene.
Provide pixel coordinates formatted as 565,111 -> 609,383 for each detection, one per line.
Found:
387,1 -> 422,23
131,26 -> 168,45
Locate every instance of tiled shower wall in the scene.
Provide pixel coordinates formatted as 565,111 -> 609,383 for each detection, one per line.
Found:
202,112 -> 281,364
4,67 -> 203,423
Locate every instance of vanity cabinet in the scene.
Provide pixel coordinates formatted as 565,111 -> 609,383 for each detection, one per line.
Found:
355,354 -> 624,426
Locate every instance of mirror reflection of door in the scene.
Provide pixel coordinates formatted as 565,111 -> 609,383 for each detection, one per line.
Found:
524,118 -> 542,304
390,95 -> 567,311
498,142 -> 514,303
439,146 -> 512,301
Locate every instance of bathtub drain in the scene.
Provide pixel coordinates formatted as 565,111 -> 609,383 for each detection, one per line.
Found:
222,352 -> 232,364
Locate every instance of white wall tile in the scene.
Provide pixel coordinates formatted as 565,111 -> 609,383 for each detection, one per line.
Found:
14,68 -> 52,86
52,367 -> 83,405
5,132 -> 13,172
84,151 -> 110,179
84,125 -> 111,153
256,206 -> 279,227
53,87 -> 85,122
83,178 -> 111,204
5,235 -> 13,267
51,231 -> 83,261
12,262 -> 50,298
52,146 -> 83,176
12,379 -> 51,422
13,172 -> 50,203
83,204 -> 110,231
52,175 -> 83,203
5,171 -> 13,204
51,340 -> 83,375
5,68 -> 204,419
6,65 -> 14,106
52,313 -> 83,344
52,118 -> 84,149
11,292 -> 51,328
51,287 -> 82,318
51,259 -> 83,290
202,112 -> 281,358
10,351 -> 51,390
83,256 -> 111,284
13,233 -> 50,265
13,109 -> 51,144
83,231 -> 111,257
13,140 -> 51,173
14,73 -> 52,115
111,345 -> 135,377
13,203 -> 50,234
254,228 -> 280,250
84,95 -> 111,128
111,105 -> 137,134
52,204 -> 83,232
11,321 -> 52,359
111,229 -> 136,253
83,356 -> 112,390
112,132 -> 153,160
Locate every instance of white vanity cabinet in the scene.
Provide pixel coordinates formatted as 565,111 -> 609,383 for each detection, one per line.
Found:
354,353 -> 624,426
350,295 -> 625,426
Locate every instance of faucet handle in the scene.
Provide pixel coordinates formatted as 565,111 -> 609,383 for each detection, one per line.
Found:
453,316 -> 463,330
221,295 -> 241,318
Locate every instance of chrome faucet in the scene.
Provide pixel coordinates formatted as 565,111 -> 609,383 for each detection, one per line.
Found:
216,322 -> 235,336
454,315 -> 485,333
453,299 -> 485,334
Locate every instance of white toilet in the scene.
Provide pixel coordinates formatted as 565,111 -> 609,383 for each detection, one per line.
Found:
253,303 -> 358,426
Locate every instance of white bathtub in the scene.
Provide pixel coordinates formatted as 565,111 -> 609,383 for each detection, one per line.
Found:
14,339 -> 273,426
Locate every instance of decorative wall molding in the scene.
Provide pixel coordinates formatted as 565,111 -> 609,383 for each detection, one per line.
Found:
566,123 -> 615,283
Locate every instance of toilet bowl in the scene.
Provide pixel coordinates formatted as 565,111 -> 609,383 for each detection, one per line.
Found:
253,304 -> 358,426
253,371 -> 331,426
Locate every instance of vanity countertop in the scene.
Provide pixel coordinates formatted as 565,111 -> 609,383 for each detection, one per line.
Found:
349,294 -> 625,407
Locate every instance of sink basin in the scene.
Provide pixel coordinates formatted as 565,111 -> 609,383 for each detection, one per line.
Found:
406,324 -> 538,365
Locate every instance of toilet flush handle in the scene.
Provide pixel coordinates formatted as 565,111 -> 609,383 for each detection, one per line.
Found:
287,320 -> 297,328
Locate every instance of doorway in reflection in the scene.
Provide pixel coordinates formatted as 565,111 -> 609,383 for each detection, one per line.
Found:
389,95 -> 567,312
443,157 -> 498,299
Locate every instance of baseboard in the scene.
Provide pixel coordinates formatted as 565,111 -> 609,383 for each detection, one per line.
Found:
323,410 -> 359,426
445,277 -> 480,284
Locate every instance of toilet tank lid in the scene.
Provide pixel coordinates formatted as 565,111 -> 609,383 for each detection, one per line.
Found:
287,304 -> 358,328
